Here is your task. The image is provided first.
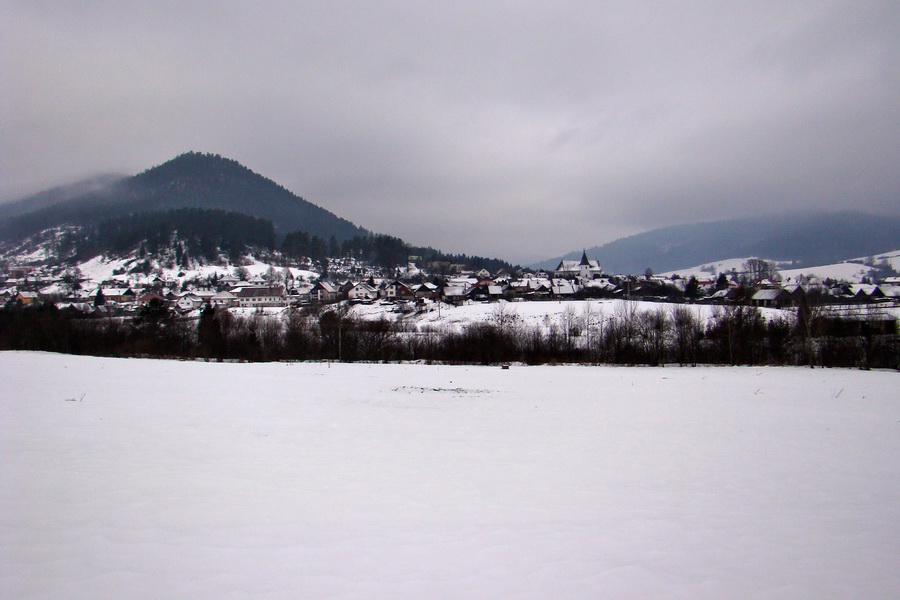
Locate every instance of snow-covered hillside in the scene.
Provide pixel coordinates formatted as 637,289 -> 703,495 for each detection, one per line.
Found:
660,249 -> 900,283
75,253 -> 318,286
2,352 -> 898,599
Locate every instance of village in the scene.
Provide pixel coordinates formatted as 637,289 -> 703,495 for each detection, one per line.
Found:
4,250 -> 899,318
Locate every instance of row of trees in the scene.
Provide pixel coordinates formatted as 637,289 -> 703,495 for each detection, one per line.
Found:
1,301 -> 896,369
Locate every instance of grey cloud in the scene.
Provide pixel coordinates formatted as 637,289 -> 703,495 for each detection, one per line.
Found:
2,1 -> 897,262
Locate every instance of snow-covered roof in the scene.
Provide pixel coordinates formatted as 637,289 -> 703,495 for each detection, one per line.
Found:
752,289 -> 788,301
234,286 -> 286,298
848,284 -> 882,296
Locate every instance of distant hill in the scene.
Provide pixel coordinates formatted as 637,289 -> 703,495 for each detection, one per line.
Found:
0,152 -> 366,242
535,212 -> 900,275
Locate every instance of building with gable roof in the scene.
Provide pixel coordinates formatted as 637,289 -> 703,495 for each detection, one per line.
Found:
555,250 -> 602,281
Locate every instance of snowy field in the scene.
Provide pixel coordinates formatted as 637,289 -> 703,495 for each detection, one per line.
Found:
2,352 -> 898,599
350,298 -> 794,333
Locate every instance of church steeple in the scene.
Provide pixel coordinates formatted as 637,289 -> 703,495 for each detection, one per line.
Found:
579,249 -> 590,266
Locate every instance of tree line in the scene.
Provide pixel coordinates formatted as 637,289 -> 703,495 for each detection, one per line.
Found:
1,300 -> 895,369
281,231 -> 518,273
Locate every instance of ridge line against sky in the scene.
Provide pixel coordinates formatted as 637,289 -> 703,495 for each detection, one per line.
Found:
2,1 -> 898,262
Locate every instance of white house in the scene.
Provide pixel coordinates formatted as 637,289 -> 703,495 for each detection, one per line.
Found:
233,286 -> 287,308
175,293 -> 205,311
347,282 -> 378,302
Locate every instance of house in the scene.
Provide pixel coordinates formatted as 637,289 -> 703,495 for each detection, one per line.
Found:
310,281 -> 339,303
751,288 -> 793,308
703,288 -> 744,304
382,280 -> 416,301
97,288 -> 136,304
15,291 -> 39,304
414,282 -> 440,300
442,285 -> 469,305
175,293 -> 204,312
338,281 -> 355,298
507,277 -> 552,300
218,274 -> 240,287
581,278 -> 618,297
233,286 -> 287,308
550,279 -> 578,297
347,282 -> 378,302
465,282 -> 504,302
211,290 -> 237,308
137,292 -> 168,306
629,280 -> 673,299
15,292 -> 38,304
846,285 -> 885,303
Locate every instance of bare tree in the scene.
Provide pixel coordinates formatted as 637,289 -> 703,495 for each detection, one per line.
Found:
580,302 -> 603,362
671,306 -> 702,366
742,258 -> 779,282
558,304 -> 582,357
606,301 -> 639,364
638,306 -> 670,366
490,301 -> 521,339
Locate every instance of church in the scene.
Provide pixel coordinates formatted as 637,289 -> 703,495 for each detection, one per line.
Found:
555,250 -> 603,281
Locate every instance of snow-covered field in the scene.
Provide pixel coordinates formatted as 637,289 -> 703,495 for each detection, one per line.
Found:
352,298 -> 793,333
2,352 -> 898,599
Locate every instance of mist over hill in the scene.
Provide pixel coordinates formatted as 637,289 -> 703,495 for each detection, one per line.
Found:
0,153 -> 366,243
0,174 -> 126,220
535,212 -> 900,275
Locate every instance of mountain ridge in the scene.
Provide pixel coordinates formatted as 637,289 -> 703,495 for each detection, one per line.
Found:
535,211 -> 900,274
0,152 -> 367,243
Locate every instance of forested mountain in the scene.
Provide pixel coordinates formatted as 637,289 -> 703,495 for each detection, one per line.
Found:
536,212 -> 900,274
0,152 -> 365,242
66,208 -> 276,263
1,152 -> 520,273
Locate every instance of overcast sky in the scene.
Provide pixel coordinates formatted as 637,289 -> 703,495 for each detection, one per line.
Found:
2,1 -> 898,262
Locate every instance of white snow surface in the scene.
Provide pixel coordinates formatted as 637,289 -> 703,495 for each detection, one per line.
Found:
350,299 -> 801,332
2,352 -> 898,599
660,250 -> 900,283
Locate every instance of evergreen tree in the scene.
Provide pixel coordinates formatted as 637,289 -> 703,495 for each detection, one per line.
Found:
685,276 -> 700,300
715,273 -> 728,290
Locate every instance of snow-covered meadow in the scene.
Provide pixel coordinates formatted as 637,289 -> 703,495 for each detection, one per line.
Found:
2,352 -> 898,599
